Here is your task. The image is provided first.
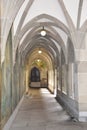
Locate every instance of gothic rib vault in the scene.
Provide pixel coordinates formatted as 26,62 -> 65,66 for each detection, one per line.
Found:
1,0 -> 87,129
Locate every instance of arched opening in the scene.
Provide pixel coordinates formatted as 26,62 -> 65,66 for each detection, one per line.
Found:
2,1 -> 87,128
30,67 -> 40,88
24,47 -> 55,93
16,13 -> 78,120
30,67 -> 40,82
29,59 -> 48,88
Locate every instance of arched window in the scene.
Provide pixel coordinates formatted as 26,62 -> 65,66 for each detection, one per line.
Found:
30,67 -> 40,82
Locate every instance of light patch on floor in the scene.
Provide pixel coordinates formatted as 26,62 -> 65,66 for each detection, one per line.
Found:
9,88 -> 87,130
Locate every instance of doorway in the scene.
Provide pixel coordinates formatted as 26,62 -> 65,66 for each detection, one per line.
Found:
30,67 -> 41,88
30,67 -> 40,82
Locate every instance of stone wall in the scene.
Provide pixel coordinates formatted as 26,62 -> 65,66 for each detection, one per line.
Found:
1,28 -> 25,128
1,29 -> 13,127
0,44 -> 1,129
0,4 -> 1,128
56,38 -> 79,120
76,32 -> 87,121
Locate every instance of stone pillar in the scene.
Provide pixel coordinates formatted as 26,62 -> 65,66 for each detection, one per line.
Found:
0,42 -> 1,130
0,17 -> 1,128
25,64 -> 29,93
54,68 -> 57,95
75,31 -> 87,121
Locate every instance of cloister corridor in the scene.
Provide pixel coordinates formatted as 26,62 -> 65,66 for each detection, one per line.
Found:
1,0 -> 87,130
7,88 -> 87,130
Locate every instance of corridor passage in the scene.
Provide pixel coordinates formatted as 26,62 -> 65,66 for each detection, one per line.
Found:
9,89 -> 87,130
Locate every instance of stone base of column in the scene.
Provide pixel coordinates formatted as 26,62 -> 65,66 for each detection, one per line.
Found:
79,112 -> 87,122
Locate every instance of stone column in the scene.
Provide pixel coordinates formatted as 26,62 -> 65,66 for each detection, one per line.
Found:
0,8 -> 1,127
25,64 -> 29,93
75,31 -> 87,121
55,68 -> 58,95
0,43 -> 1,130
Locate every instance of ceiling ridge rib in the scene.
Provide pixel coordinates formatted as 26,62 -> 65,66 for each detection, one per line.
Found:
19,26 -> 65,53
14,0 -> 35,50
18,15 -> 69,45
77,0 -> 83,29
1,0 -> 25,64
15,0 -> 35,36
23,40 -> 58,64
80,20 -> 87,32
58,0 -> 75,32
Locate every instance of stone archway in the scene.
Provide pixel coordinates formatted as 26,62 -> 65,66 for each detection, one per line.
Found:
29,67 -> 41,88
30,67 -> 40,82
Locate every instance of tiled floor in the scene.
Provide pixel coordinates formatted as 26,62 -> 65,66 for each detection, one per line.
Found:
9,88 -> 87,130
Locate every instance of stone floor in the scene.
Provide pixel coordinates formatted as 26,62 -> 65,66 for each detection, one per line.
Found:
9,88 -> 87,130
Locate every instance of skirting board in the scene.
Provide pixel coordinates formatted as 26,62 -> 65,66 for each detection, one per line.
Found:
3,96 -> 24,130
79,112 -> 87,122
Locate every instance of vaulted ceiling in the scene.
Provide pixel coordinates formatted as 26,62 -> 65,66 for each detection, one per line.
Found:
1,0 -> 87,64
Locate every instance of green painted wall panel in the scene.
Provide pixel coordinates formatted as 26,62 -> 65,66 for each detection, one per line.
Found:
1,29 -> 12,127
1,27 -> 25,128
